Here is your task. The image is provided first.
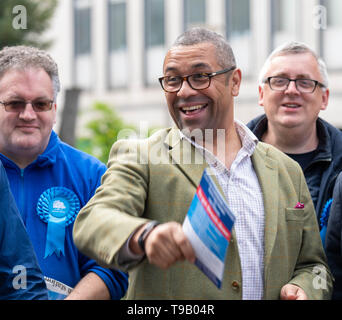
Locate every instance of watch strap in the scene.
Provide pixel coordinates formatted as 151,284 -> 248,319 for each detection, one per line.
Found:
138,221 -> 160,253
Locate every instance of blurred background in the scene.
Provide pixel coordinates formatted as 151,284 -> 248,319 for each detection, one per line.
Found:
1,0 -> 342,162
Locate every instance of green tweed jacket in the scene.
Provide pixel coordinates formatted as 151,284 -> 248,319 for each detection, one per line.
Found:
73,128 -> 332,300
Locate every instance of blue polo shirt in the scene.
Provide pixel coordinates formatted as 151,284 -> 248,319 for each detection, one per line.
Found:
0,131 -> 128,299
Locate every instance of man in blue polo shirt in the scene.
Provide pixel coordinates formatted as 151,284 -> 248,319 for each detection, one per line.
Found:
0,45 -> 128,299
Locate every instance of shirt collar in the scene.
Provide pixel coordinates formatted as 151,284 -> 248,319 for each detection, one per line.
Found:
252,115 -> 331,161
179,119 -> 258,157
314,118 -> 331,161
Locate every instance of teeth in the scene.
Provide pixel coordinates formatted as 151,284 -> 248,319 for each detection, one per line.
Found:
284,104 -> 299,108
181,105 -> 204,111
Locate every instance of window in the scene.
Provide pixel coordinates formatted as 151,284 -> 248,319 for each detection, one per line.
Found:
184,0 -> 206,30
326,0 -> 342,27
144,0 -> 165,86
322,0 -> 342,69
227,0 -> 249,36
73,0 -> 92,89
271,0 -> 298,48
108,0 -> 127,88
226,0 -> 251,74
145,0 -> 165,47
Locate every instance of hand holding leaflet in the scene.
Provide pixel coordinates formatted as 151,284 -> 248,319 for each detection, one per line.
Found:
183,169 -> 236,288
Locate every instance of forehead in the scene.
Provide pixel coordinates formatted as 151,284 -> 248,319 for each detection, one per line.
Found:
0,67 -> 53,97
163,42 -> 219,73
266,52 -> 322,79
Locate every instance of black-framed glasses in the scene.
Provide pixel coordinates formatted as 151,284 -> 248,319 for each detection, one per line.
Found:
0,99 -> 54,112
263,76 -> 325,93
159,66 -> 236,93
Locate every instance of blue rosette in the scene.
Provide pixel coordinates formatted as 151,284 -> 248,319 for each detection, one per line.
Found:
37,187 -> 80,258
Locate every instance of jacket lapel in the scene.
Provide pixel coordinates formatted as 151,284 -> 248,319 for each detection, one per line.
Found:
252,143 -> 279,287
164,128 -> 209,188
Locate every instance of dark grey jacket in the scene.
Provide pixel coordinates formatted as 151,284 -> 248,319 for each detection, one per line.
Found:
326,172 -> 342,299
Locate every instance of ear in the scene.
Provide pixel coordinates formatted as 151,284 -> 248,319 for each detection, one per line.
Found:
53,103 -> 57,124
258,85 -> 264,107
231,69 -> 242,97
320,88 -> 329,111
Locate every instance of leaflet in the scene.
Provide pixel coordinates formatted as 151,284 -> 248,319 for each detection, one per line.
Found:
183,169 -> 236,288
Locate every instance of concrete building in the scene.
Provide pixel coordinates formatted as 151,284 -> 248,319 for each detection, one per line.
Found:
45,0 -> 342,137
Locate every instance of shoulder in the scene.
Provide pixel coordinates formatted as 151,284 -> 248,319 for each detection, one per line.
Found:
109,128 -> 173,156
319,117 -> 342,146
255,141 -> 301,170
113,128 -> 172,147
246,114 -> 267,130
254,141 -> 304,190
334,172 -> 342,193
57,139 -> 107,173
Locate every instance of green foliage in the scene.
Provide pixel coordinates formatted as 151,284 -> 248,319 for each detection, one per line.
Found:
0,0 -> 58,49
77,102 -> 158,164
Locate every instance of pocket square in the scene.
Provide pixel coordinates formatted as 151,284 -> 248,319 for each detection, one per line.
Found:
294,202 -> 304,209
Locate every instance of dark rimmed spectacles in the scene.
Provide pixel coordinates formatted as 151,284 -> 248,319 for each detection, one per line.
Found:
0,99 -> 54,112
263,76 -> 326,93
159,66 -> 236,93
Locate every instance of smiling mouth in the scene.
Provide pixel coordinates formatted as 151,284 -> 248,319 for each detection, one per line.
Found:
17,125 -> 38,131
180,104 -> 208,115
282,103 -> 301,109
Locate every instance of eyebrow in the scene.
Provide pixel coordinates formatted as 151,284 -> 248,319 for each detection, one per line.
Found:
164,62 -> 212,74
273,72 -> 313,79
5,94 -> 51,100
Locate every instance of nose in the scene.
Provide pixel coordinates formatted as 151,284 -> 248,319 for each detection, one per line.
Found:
176,79 -> 198,98
19,103 -> 37,120
284,80 -> 300,95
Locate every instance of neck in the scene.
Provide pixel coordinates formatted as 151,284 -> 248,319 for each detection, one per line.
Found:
263,123 -> 318,154
3,152 -> 37,169
203,123 -> 242,169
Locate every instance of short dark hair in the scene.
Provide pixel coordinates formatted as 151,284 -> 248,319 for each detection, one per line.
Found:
172,27 -> 236,69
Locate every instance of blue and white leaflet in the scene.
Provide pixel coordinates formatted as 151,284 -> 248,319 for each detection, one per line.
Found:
183,169 -> 236,288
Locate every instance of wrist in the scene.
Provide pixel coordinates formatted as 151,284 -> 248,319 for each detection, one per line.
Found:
137,221 -> 160,253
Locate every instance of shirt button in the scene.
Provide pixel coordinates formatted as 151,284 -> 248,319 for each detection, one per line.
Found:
232,281 -> 240,290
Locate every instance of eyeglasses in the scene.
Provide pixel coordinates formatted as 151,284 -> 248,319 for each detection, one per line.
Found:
159,66 -> 236,93
263,76 -> 325,93
0,99 -> 54,112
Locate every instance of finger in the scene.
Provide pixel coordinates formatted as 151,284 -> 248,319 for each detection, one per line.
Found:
148,240 -> 184,268
280,284 -> 307,300
172,224 -> 196,263
145,223 -> 185,268
295,289 -> 308,300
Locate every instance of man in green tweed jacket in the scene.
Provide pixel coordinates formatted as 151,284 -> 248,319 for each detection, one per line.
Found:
73,27 -> 332,300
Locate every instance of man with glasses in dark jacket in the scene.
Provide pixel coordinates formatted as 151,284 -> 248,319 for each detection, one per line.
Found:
247,42 -> 342,244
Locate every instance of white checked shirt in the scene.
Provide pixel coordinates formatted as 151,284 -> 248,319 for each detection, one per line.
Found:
183,120 -> 265,300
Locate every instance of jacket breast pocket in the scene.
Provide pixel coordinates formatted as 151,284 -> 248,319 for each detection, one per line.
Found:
284,208 -> 305,259
285,208 -> 305,221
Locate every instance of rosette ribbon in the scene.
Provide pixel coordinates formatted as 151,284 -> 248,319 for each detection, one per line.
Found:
37,187 -> 80,258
